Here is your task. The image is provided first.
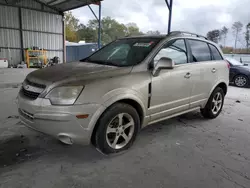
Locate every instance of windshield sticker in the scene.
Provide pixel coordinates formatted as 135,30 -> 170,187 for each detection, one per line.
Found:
133,42 -> 154,47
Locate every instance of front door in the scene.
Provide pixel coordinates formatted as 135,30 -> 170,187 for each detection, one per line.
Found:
148,39 -> 192,123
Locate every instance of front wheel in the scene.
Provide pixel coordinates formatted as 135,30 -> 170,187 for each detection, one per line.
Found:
234,75 -> 249,87
201,87 -> 225,119
94,103 -> 140,154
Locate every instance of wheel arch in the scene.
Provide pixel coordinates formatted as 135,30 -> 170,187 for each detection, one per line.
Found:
216,82 -> 228,95
90,96 -> 146,146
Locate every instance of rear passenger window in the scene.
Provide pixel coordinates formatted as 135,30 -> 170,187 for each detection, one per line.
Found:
189,40 -> 211,62
208,44 -> 223,60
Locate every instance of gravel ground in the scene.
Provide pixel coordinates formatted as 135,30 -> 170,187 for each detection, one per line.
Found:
0,86 -> 250,188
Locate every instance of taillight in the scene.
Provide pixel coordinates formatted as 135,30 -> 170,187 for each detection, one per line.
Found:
226,60 -> 230,69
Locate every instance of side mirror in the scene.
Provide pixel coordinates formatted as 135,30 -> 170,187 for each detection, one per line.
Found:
152,57 -> 174,77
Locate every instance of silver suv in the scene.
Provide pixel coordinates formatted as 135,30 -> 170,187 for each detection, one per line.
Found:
17,31 -> 229,154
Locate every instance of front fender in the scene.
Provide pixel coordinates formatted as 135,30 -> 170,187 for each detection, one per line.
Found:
103,88 -> 146,108
87,89 -> 147,135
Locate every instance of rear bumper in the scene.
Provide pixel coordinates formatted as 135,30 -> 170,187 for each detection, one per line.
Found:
17,93 -> 102,145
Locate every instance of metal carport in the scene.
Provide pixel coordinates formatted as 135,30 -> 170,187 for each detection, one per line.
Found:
0,0 -> 102,65
0,0 -> 173,65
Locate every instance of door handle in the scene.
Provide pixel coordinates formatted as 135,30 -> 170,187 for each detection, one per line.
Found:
184,72 -> 191,79
212,68 -> 217,73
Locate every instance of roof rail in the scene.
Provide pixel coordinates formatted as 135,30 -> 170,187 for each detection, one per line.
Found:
168,31 -> 207,40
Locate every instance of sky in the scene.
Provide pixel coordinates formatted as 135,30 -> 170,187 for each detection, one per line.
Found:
72,0 -> 250,47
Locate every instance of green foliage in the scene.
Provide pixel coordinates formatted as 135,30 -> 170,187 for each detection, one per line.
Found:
147,30 -> 161,35
206,29 -> 220,43
245,23 -> 250,50
65,13 -> 149,44
232,21 -> 243,49
220,26 -> 229,47
64,12 -> 79,42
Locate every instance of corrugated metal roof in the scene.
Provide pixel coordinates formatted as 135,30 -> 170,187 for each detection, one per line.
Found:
36,0 -> 102,12
1,0 -> 102,12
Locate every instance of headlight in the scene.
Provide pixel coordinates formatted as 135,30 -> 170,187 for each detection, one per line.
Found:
45,86 -> 84,105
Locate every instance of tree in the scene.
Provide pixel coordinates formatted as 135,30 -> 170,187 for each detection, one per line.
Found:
147,30 -> 161,35
77,23 -> 96,42
65,12 -> 79,42
66,15 -> 144,44
206,30 -> 220,43
220,26 -> 228,47
125,23 -> 143,36
245,23 -> 250,51
232,21 -> 243,49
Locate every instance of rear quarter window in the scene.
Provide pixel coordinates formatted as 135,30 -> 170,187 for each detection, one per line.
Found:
208,44 -> 223,60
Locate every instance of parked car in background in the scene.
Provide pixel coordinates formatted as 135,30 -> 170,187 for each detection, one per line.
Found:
17,31 -> 229,154
226,57 -> 250,87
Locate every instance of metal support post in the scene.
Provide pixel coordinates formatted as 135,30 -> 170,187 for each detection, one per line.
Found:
98,2 -> 102,49
165,0 -> 173,34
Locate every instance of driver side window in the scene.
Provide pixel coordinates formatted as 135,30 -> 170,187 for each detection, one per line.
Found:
154,39 -> 188,65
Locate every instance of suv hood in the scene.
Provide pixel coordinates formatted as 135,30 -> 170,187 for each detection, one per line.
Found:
26,61 -> 132,86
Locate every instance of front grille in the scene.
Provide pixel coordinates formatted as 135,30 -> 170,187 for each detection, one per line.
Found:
21,87 -> 40,100
19,108 -> 34,120
25,79 -> 46,89
21,79 -> 46,100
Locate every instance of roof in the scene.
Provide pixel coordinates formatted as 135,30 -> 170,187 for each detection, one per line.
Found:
123,31 -> 212,43
0,0 -> 102,12
37,0 -> 102,12
124,34 -> 167,39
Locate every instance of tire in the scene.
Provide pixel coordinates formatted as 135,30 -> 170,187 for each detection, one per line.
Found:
234,74 -> 249,88
201,87 -> 225,119
95,103 -> 140,154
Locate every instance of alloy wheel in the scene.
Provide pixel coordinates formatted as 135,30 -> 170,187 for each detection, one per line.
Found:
235,76 -> 247,87
106,113 -> 135,150
211,92 -> 223,115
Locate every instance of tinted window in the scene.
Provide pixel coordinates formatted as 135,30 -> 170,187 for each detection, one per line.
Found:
189,40 -> 211,62
154,39 -> 187,65
209,44 -> 223,60
82,38 -> 161,67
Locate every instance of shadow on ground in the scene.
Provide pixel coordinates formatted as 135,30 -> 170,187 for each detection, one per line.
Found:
0,111 -> 204,169
0,122 -> 105,169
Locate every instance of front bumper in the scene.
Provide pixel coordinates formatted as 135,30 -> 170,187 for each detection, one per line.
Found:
17,93 -> 102,145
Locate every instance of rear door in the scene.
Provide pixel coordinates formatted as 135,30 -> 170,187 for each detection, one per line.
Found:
208,43 -> 228,83
187,39 -> 217,108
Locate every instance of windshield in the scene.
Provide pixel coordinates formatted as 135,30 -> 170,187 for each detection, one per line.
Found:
226,58 -> 242,66
81,38 -> 162,67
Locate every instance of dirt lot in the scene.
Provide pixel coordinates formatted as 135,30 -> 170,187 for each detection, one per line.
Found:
0,86 -> 250,188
